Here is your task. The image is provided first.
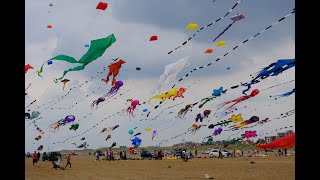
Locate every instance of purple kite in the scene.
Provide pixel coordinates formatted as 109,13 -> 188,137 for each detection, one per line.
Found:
152,130 -> 158,141
213,127 -> 223,136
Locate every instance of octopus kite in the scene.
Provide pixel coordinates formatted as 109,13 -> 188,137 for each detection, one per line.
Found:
122,100 -> 139,117
195,110 -> 211,122
177,104 -> 192,119
49,115 -> 75,132
91,80 -> 124,109
102,59 -> 126,86
217,89 -> 259,113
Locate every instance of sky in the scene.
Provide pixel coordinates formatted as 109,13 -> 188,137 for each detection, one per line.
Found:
25,0 -> 295,152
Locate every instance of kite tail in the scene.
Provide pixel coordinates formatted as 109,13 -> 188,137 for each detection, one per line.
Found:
54,64 -> 86,83
212,21 -> 235,43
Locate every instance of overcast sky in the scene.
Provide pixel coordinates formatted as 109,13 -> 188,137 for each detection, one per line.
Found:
25,0 -> 295,152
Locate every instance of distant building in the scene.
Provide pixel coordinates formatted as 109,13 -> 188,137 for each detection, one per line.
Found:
256,138 -> 266,144
277,132 -> 287,139
119,146 -> 127,149
265,136 -> 277,143
286,130 -> 294,136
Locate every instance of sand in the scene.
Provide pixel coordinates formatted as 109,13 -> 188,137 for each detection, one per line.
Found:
25,153 -> 294,180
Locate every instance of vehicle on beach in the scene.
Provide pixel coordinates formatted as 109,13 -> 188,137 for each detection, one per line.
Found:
42,151 -> 61,161
209,149 -> 230,158
141,150 -> 153,158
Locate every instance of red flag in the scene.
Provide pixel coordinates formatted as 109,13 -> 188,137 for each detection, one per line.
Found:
204,48 -> 213,54
150,35 -> 158,41
25,64 -> 34,73
96,2 -> 108,10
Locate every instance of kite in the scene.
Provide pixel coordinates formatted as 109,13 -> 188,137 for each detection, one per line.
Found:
242,59 -> 295,94
111,125 -> 119,130
271,88 -> 295,100
49,115 -> 76,132
96,2 -> 108,10
131,137 -> 142,148
47,25 -> 52,28
143,109 -> 148,112
241,131 -> 257,138
91,80 -> 124,109
122,100 -> 139,117
47,61 -> 53,65
208,120 -> 232,129
212,13 -> 245,43
25,111 -> 40,120
100,128 -> 107,134
37,34 -> 117,82
229,116 -> 260,130
228,114 -> 243,123
186,23 -> 198,30
198,87 -> 224,108
223,137 -> 243,147
150,36 -> 158,41
195,110 -> 211,122
128,129 -> 134,135
205,48 -> 213,54
105,134 -> 111,141
217,89 -> 259,113
215,41 -> 226,46
132,132 -> 142,137
61,79 -> 70,90
155,57 -> 190,91
72,143 -> 77,146
35,135 -> 42,141
84,44 -> 90,47
102,59 -> 126,86
257,134 -> 295,150
129,147 -> 134,153
25,64 -> 34,73
177,104 -> 192,119
152,130 -> 158,141
213,127 -> 223,136
77,142 -> 87,148
81,137 -> 85,140
226,67 -> 231,70
136,67 -> 141,71
145,127 -> 151,131
149,87 -> 186,104
217,106 -> 237,119
69,123 -> 79,131
37,145 -> 43,151
49,3 -> 53,7
110,142 -> 116,148
189,124 -> 206,134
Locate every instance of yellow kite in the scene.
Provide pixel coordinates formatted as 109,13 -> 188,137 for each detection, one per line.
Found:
186,23 -> 198,30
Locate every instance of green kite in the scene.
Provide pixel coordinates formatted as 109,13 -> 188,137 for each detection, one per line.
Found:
37,34 -> 116,82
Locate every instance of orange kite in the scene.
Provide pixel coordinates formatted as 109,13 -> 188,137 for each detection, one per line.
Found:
102,59 -> 126,86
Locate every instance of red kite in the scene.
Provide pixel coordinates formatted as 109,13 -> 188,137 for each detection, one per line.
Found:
47,25 -> 52,28
25,64 -> 34,73
96,2 -> 108,10
150,36 -> 158,41
205,48 -> 213,54
256,134 -> 295,150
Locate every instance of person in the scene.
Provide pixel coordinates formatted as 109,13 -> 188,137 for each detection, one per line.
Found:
119,151 -> 123,160
32,151 -> 38,166
233,150 -> 236,158
65,154 -> 71,169
52,156 -> 64,170
278,149 -> 282,156
218,149 -> 223,159
195,149 -> 198,158
284,148 -> 288,156
37,152 -> 41,162
189,149 -> 193,158
242,150 -> 244,157
123,151 -> 127,160
95,152 -> 99,161
154,150 -> 158,160
109,149 -> 114,161
89,152 -> 91,155
164,150 -> 167,158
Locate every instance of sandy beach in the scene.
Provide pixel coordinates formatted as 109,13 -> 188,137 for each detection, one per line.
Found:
25,154 -> 294,180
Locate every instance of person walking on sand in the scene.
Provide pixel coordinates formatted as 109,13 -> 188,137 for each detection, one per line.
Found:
195,149 -> 198,158
242,150 -> 244,157
218,149 -> 223,159
37,151 -> 40,162
119,151 -> 123,160
32,151 -> 38,167
95,152 -> 99,161
65,154 -> 71,169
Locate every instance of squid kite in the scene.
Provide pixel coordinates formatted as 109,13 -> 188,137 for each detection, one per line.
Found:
155,57 -> 190,92
38,34 -> 116,82
217,89 -> 259,113
177,104 -> 192,119
91,80 -> 124,109
122,100 -> 139,117
212,13 -> 245,43
102,59 -> 126,86
49,115 -> 76,132
242,59 -> 295,95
